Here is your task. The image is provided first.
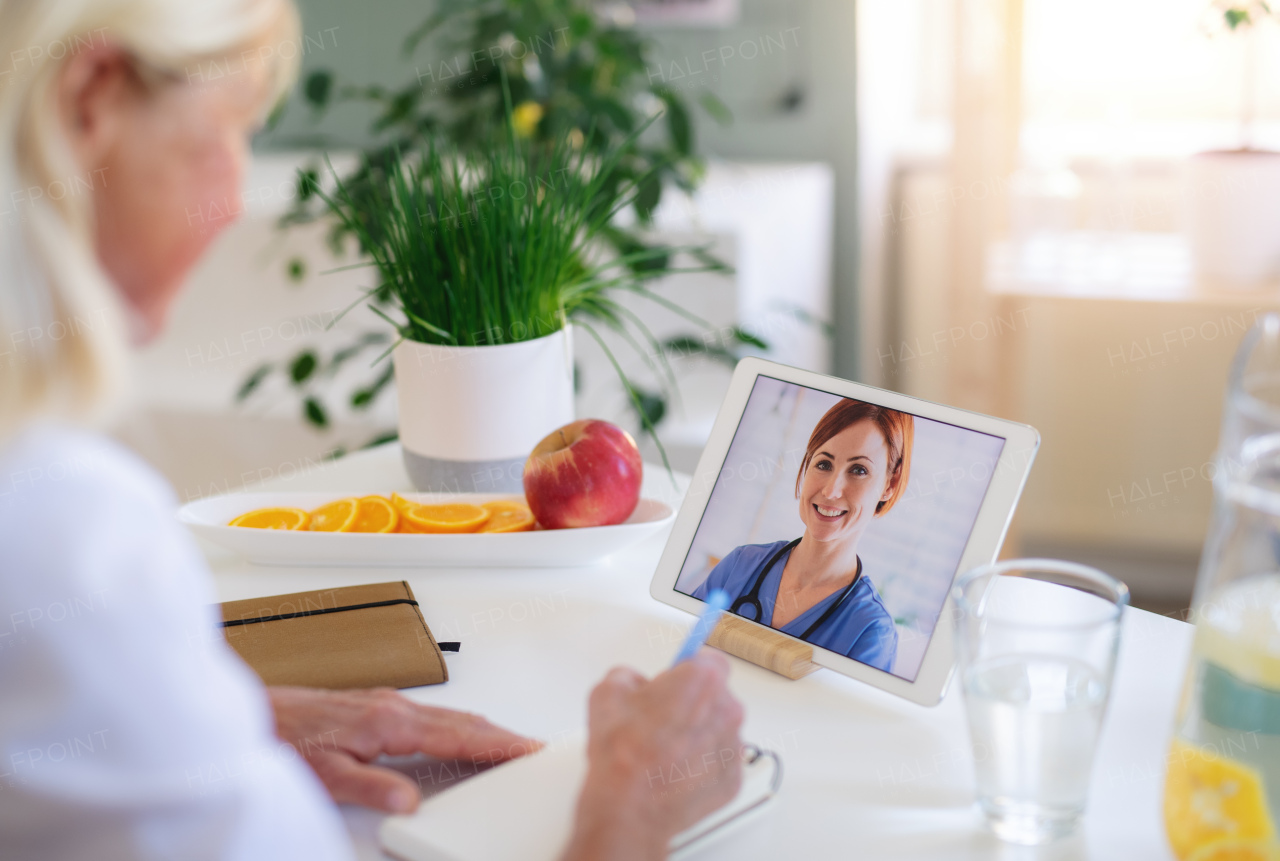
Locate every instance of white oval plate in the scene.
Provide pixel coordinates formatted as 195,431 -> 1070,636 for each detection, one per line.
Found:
179,492 -> 676,569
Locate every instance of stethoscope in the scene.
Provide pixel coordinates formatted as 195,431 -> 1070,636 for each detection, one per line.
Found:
728,537 -> 864,641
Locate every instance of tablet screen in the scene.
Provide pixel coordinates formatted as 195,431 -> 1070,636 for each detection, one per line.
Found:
674,375 -> 1006,682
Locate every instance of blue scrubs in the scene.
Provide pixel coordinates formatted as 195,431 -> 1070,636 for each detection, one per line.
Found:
693,539 -> 898,673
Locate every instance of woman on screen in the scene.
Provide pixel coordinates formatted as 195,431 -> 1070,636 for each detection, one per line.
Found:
694,399 -> 912,672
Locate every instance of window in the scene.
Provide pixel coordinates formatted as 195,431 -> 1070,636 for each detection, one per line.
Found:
1022,0 -> 1280,156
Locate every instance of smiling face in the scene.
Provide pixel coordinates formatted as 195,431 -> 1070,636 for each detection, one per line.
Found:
797,419 -> 899,546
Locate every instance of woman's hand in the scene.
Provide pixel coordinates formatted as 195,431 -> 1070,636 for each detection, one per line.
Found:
267,686 -> 541,814
562,652 -> 745,861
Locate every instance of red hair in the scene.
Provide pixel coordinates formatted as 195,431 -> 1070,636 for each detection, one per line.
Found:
795,399 -> 914,515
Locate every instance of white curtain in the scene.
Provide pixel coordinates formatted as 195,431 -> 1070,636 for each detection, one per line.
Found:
946,0 -> 1023,416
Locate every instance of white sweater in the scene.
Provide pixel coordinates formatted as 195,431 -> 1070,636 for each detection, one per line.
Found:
0,424 -> 354,861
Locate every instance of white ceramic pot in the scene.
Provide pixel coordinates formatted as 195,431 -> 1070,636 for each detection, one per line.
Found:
393,328 -> 574,493
1186,151 -> 1280,289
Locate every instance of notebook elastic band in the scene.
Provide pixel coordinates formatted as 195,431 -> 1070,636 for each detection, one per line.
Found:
220,598 -> 421,628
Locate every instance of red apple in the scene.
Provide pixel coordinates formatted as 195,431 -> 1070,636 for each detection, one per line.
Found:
523,419 -> 643,529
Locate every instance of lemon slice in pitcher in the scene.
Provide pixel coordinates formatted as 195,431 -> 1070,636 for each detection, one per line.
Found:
1189,838 -> 1280,861
1165,739 -> 1276,859
1197,575 -> 1280,692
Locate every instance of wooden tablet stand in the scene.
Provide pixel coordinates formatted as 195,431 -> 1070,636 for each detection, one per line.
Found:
707,615 -> 820,680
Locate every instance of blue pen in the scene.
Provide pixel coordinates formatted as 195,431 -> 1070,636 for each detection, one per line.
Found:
672,589 -> 731,665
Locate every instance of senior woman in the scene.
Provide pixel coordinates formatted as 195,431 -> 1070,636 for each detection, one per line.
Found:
694,399 -> 912,672
0,1 -> 742,859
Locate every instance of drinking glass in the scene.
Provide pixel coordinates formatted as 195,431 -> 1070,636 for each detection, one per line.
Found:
952,559 -> 1129,844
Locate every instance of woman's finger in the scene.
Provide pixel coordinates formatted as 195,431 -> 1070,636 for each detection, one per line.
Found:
403,705 -> 544,763
587,666 -> 646,723
650,653 -> 728,718
690,648 -> 731,679
306,750 -> 421,814
601,666 -> 646,692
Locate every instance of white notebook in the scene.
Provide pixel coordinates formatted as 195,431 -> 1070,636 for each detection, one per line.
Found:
380,734 -> 781,861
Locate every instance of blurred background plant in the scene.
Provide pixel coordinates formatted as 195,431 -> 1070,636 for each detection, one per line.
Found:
239,0 -> 769,443
1204,0 -> 1277,147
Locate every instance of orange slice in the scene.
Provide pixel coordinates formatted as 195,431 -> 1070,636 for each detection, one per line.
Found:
350,495 -> 399,533
229,507 -> 309,530
391,493 -> 424,533
400,502 -> 490,534
308,497 -> 360,532
478,499 -> 536,533
392,493 -> 426,533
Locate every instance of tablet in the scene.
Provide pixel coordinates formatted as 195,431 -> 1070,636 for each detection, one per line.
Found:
649,358 -> 1039,706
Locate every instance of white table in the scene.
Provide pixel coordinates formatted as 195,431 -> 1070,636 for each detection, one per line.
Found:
200,444 -> 1189,860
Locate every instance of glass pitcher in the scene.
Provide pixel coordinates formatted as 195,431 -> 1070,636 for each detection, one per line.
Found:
1163,314 -> 1280,860
1218,314 -> 1280,463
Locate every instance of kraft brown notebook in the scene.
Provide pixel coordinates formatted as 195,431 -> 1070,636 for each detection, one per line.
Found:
219,581 -> 449,690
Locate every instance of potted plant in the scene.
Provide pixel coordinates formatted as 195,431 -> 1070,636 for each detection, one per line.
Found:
1188,1 -> 1280,287
313,108 -> 700,492
237,0 -> 757,448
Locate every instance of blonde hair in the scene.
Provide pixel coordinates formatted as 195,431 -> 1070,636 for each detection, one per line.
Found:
0,0 -> 300,440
